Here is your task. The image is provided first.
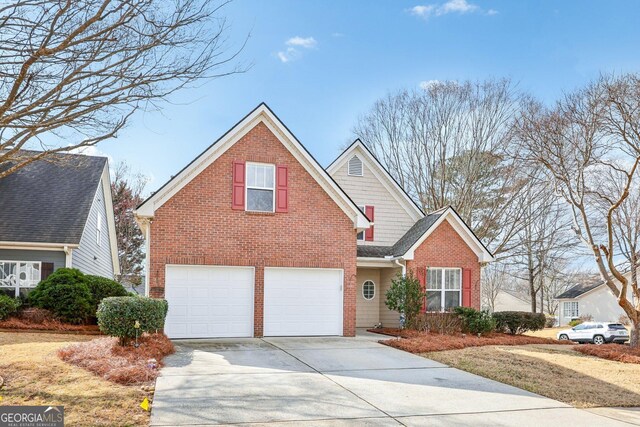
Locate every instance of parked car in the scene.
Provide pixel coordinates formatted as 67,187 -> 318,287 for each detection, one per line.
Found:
557,322 -> 629,345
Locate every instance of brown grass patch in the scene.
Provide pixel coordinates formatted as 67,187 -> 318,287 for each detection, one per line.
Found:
0,332 -> 151,426
58,333 -> 175,385
371,328 -> 569,353
575,344 -> 640,364
427,344 -> 640,407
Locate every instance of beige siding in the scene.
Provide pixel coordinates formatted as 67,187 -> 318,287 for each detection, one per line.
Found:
379,267 -> 402,327
356,268 -> 381,327
492,291 -> 531,312
330,147 -> 417,246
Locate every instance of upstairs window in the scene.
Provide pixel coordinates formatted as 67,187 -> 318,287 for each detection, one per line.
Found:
246,163 -> 275,212
357,205 -> 366,241
348,155 -> 363,176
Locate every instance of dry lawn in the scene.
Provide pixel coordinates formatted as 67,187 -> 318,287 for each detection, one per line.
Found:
0,332 -> 151,426
427,344 -> 640,407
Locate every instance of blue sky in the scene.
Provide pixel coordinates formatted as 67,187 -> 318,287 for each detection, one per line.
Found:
95,0 -> 640,194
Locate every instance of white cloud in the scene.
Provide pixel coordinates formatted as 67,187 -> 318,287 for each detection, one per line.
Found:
419,80 -> 442,90
276,36 -> 317,63
285,36 -> 317,49
409,0 -> 494,19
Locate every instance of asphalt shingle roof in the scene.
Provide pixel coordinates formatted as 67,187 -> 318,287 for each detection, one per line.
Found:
356,210 -> 445,258
555,281 -> 603,299
0,151 -> 106,244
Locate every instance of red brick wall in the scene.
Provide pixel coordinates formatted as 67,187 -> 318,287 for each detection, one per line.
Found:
406,219 -> 481,309
149,121 -> 357,336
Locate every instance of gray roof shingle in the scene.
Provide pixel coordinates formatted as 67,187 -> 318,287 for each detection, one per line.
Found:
0,151 -> 106,244
555,281 -> 603,299
356,210 -> 445,258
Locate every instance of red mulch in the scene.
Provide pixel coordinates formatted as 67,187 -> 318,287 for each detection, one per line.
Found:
58,333 -> 175,385
574,344 -> 640,364
369,328 -> 570,353
0,317 -> 101,333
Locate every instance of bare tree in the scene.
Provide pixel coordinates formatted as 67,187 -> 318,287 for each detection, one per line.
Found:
517,73 -> 640,346
353,79 -> 530,257
0,0 -> 245,178
481,262 -> 509,312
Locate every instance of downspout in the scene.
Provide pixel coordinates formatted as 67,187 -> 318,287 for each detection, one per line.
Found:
63,246 -> 73,268
393,258 -> 406,277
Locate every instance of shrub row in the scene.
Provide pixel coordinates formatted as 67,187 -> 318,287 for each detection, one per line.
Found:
28,268 -> 128,324
493,311 -> 546,335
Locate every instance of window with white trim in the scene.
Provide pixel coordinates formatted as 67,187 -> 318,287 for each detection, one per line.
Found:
362,280 -> 375,300
246,163 -> 275,212
0,261 -> 41,297
348,155 -> 363,176
96,215 -> 102,246
357,205 -> 366,241
564,301 -> 579,318
426,268 -> 461,311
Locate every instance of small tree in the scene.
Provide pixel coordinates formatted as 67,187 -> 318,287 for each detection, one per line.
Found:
385,272 -> 426,328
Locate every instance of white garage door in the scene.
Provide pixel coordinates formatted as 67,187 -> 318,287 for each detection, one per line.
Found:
264,267 -> 343,336
164,265 -> 254,339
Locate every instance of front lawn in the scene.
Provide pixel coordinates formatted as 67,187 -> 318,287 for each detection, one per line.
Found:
0,332 -> 151,426
426,344 -> 640,407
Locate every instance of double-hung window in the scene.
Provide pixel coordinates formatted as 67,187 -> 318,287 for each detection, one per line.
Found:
564,301 -> 579,318
426,268 -> 461,311
357,205 -> 366,241
246,163 -> 275,212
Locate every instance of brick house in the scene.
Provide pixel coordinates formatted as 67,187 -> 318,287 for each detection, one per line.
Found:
135,104 -> 493,339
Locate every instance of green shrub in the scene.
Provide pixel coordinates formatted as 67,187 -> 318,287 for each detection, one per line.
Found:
85,275 -> 129,312
568,319 -> 582,327
97,296 -> 169,345
493,311 -> 546,335
385,272 -> 426,328
454,306 -> 496,336
0,294 -> 20,320
27,268 -> 93,324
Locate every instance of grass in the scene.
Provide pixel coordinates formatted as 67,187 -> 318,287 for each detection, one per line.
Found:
0,332 -> 151,426
426,344 -> 640,407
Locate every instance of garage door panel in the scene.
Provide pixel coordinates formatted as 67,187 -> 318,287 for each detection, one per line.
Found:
164,266 -> 254,339
264,268 -> 343,336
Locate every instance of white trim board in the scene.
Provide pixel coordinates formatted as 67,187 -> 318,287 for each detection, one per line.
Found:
326,140 -> 424,222
136,103 -> 370,230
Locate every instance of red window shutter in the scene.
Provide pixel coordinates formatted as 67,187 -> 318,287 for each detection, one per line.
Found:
462,268 -> 472,307
417,267 -> 427,313
365,205 -> 374,241
232,161 -> 245,210
276,164 -> 288,213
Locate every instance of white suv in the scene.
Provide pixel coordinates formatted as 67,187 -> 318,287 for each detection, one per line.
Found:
557,322 -> 629,345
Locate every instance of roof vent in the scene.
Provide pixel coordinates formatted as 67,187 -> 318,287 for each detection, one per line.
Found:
348,155 -> 363,176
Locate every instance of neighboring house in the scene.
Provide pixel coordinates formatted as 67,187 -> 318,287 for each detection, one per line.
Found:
487,289 -> 531,313
0,152 -> 120,298
135,104 -> 494,339
556,279 -> 635,325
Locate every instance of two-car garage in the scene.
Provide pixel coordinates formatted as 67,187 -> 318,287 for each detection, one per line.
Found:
164,265 -> 344,339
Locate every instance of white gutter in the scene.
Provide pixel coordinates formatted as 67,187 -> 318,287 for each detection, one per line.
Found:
0,241 -> 80,250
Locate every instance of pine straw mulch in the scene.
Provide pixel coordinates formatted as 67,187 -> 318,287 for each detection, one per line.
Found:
369,327 -> 570,353
0,308 -> 101,333
574,344 -> 640,364
58,333 -> 175,385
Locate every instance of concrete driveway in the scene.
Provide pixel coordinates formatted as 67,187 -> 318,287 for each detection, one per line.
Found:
151,331 -> 629,426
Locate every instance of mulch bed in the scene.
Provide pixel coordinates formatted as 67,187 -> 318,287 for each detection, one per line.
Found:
369,328 -> 570,353
58,333 -> 175,385
574,344 -> 640,364
0,318 -> 101,333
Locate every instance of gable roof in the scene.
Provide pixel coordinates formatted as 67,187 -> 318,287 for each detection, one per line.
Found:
556,281 -> 604,299
136,103 -> 370,229
0,151 -> 107,245
326,139 -> 424,221
356,206 -> 494,262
